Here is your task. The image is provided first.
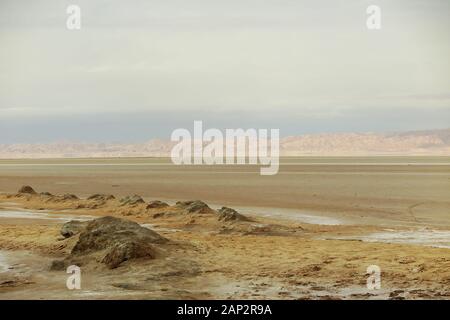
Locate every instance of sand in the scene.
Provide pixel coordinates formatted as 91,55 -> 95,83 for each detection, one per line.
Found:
0,157 -> 449,226
0,156 -> 449,299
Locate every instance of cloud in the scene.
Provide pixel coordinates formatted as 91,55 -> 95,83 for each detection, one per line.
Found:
0,0 -> 449,142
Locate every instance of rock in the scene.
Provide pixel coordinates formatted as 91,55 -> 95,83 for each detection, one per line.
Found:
112,282 -> 142,290
72,216 -> 167,253
102,242 -> 156,269
40,192 -> 53,197
61,194 -> 79,201
120,195 -> 145,206
89,203 -> 103,209
389,290 -> 405,299
71,216 -> 167,269
217,207 -> 248,222
61,220 -> 88,238
50,260 -> 66,271
18,185 -> 36,194
122,210 -> 135,216
152,212 -> 165,218
87,194 -> 115,201
146,200 -> 169,209
175,200 -> 212,214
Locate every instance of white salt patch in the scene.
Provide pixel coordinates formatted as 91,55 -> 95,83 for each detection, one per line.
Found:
359,229 -> 450,248
0,252 -> 9,273
232,206 -> 343,225
141,224 -> 180,233
0,210 -> 93,222
326,228 -> 450,248
0,202 -> 21,206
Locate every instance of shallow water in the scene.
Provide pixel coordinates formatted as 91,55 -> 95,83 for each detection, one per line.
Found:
232,206 -> 344,225
325,228 -> 450,248
0,210 -> 93,222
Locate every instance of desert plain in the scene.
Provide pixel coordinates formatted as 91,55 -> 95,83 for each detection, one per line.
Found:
0,156 -> 449,299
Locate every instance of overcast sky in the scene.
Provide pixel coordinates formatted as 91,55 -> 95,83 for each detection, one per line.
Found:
0,0 -> 449,143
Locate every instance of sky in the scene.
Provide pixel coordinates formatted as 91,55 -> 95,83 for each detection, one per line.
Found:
0,0 -> 449,143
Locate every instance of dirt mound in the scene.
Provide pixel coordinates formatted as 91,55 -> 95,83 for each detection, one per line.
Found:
243,223 -> 304,236
63,194 -> 79,200
146,200 -> 169,209
46,194 -> 78,202
54,216 -> 169,269
60,220 -> 88,238
101,241 -> 158,269
72,216 -> 167,253
43,193 -> 79,204
18,185 -> 36,194
120,195 -> 145,206
87,194 -> 115,201
217,207 -> 248,222
175,200 -> 213,214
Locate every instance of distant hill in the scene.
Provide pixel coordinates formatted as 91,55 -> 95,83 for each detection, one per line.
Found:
0,129 -> 449,158
280,129 -> 450,156
0,139 -> 174,159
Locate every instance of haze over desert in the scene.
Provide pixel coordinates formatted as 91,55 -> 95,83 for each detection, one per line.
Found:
1,129 -> 449,158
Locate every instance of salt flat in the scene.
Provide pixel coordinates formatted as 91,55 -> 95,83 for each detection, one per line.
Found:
0,156 -> 449,226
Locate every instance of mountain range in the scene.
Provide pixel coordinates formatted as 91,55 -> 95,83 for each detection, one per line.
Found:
1,129 -> 449,158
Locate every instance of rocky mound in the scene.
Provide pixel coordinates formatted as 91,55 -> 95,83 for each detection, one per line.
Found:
101,241 -> 158,269
175,200 -> 213,214
63,216 -> 168,269
62,194 -> 79,201
217,207 -> 248,222
72,216 -> 167,252
87,194 -> 115,201
146,200 -> 169,209
60,220 -> 89,238
120,195 -> 145,206
18,185 -> 36,194
44,193 -> 80,202
44,193 -> 76,201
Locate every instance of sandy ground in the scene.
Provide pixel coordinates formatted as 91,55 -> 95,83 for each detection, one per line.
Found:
0,157 -> 449,299
0,157 -> 449,226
